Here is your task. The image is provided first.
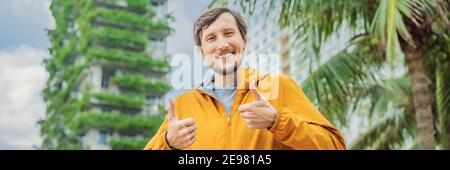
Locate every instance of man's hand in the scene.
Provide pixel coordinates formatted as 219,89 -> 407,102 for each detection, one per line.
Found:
166,100 -> 197,150
238,81 -> 277,129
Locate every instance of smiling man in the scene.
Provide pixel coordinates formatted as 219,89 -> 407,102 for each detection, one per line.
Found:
144,7 -> 346,150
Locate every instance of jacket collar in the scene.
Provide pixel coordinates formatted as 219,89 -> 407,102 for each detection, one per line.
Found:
195,67 -> 268,95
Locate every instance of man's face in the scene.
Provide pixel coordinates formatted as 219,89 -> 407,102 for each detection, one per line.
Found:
199,13 -> 247,75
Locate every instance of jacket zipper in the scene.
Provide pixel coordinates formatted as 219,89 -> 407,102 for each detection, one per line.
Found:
204,93 -> 231,126
196,88 -> 248,127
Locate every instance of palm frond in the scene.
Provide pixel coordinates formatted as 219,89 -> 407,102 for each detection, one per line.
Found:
436,62 -> 450,149
279,0 -> 375,68
351,77 -> 416,149
301,35 -> 384,126
371,0 -> 426,65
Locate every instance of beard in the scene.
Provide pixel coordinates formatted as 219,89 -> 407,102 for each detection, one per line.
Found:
209,56 -> 241,75
219,61 -> 239,75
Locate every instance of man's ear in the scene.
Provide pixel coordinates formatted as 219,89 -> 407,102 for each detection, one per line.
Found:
196,46 -> 204,59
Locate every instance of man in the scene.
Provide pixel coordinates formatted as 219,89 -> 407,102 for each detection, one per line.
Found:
145,7 -> 346,150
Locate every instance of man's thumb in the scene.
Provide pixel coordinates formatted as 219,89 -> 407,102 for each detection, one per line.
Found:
167,99 -> 178,121
250,80 -> 263,101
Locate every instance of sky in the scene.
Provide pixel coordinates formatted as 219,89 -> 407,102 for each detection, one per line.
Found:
0,0 -> 212,149
0,0 -> 53,149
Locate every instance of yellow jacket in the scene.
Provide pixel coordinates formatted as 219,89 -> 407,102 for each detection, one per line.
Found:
145,68 -> 346,150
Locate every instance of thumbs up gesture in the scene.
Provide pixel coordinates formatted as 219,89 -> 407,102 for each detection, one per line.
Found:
238,81 -> 277,129
166,100 -> 197,150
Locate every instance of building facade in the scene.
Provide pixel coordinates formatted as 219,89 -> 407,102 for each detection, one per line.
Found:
41,0 -> 172,150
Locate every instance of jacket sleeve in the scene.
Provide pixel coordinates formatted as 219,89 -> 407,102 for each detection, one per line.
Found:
143,116 -> 173,150
268,75 -> 347,150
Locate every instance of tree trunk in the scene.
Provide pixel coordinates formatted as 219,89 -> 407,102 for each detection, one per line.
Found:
404,45 -> 436,150
446,61 -> 450,150
447,115 -> 450,149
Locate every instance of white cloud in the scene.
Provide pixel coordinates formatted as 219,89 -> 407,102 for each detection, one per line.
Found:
0,45 -> 48,149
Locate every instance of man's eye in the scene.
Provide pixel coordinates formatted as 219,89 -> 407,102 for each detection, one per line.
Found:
225,32 -> 234,36
207,37 -> 215,41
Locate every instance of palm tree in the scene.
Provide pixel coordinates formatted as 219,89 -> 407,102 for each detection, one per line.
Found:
214,0 -> 450,149
301,34 -> 418,149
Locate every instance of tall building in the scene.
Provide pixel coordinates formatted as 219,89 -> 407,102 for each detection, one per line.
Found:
40,0 -> 172,150
244,2 -> 350,83
243,3 -> 287,75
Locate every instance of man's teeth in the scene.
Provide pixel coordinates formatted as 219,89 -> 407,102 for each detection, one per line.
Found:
215,52 -> 235,59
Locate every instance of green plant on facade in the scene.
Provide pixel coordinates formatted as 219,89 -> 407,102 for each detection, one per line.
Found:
69,111 -> 163,135
86,47 -> 170,70
109,137 -> 149,150
40,0 -> 172,150
111,74 -> 171,93
91,92 -> 145,109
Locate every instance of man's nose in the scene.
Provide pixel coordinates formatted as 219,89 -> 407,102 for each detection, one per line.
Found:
216,36 -> 230,52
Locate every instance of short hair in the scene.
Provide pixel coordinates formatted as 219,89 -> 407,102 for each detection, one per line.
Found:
193,7 -> 248,46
